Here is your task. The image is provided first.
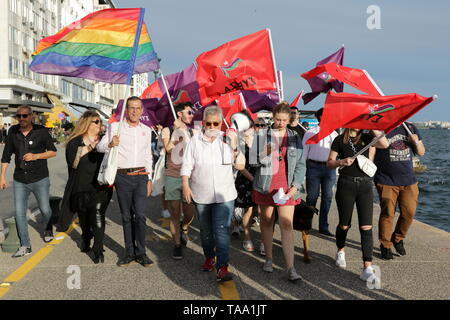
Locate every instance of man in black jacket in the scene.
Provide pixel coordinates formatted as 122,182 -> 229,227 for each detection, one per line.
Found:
0,105 -> 57,258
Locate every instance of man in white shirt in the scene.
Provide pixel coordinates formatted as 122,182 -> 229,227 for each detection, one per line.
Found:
302,108 -> 338,236
97,96 -> 153,267
181,106 -> 245,283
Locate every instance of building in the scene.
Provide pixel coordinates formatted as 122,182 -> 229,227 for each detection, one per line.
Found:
0,0 -> 151,127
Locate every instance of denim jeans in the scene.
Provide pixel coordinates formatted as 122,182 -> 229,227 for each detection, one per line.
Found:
195,201 -> 234,269
13,177 -> 52,247
305,161 -> 336,231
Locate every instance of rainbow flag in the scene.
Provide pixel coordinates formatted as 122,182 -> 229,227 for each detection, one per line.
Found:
29,8 -> 159,84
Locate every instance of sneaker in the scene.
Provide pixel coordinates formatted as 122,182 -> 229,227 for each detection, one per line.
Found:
43,230 -> 54,243
393,240 -> 406,256
216,265 -> 233,283
360,266 -> 375,281
242,240 -> 255,252
161,209 -> 171,218
201,257 -> 215,272
380,244 -> 394,260
117,255 -> 136,267
259,242 -> 266,256
12,246 -> 32,258
231,226 -> 240,237
335,250 -> 347,268
287,267 -> 303,282
263,259 -> 274,273
135,254 -> 154,267
173,245 -> 183,260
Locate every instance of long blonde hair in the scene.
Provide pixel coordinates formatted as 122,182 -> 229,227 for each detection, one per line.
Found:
66,110 -> 100,145
343,128 -> 362,144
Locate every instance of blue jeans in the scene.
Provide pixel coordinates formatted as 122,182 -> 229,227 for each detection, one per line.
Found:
13,177 -> 52,247
195,201 -> 234,269
305,161 -> 336,231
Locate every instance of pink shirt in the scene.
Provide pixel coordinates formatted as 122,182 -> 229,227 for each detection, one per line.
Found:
97,121 -> 153,180
180,132 -> 237,204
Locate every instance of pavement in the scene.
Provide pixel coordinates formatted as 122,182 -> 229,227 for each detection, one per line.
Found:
0,145 -> 449,300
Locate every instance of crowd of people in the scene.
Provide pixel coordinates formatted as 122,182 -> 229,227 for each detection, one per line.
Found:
0,98 -> 426,284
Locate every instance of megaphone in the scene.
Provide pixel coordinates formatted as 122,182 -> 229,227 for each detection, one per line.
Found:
230,112 -> 252,132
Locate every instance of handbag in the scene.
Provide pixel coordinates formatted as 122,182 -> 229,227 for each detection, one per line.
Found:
356,155 -> 377,177
151,149 -> 166,196
97,146 -> 119,185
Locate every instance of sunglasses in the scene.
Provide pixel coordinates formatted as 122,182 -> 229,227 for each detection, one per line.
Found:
91,119 -> 101,124
15,114 -> 30,119
185,111 -> 194,115
290,111 -> 298,115
205,121 -> 221,127
255,124 -> 266,128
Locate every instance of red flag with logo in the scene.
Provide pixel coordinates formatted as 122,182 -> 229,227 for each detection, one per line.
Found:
196,29 -> 278,106
140,80 -> 164,99
306,91 -> 435,144
302,63 -> 382,96
216,92 -> 245,125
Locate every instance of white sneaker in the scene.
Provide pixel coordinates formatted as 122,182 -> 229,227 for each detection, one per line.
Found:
12,246 -> 32,258
335,250 -> 346,268
231,226 -> 240,237
161,209 -> 171,218
242,240 -> 254,252
287,267 -> 303,282
360,266 -> 375,281
263,259 -> 273,273
259,242 -> 266,256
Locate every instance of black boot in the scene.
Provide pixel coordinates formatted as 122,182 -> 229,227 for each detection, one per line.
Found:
393,240 -> 406,256
380,244 -> 394,260
93,252 -> 104,264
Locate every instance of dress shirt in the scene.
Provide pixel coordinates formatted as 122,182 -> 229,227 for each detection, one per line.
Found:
302,126 -> 338,162
180,132 -> 237,204
97,121 -> 153,180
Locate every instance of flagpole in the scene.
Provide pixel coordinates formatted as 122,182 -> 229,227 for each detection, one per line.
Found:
239,92 -> 247,110
278,70 -> 284,101
267,28 -> 282,103
160,72 -> 177,120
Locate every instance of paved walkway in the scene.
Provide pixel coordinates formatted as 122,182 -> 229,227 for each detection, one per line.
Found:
0,190 -> 449,300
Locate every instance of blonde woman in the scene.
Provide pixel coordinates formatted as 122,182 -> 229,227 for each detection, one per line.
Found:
58,111 -> 113,264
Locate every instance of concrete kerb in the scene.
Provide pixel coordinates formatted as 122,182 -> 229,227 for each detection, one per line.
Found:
0,208 -> 41,246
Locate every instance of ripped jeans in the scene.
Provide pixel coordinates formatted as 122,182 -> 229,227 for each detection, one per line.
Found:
195,201 -> 234,269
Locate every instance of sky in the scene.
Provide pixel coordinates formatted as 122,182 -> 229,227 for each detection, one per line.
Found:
115,0 -> 450,121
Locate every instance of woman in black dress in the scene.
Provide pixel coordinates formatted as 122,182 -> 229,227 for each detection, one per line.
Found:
58,111 -> 113,263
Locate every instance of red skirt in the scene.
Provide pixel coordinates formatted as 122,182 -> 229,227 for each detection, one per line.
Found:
252,189 -> 301,207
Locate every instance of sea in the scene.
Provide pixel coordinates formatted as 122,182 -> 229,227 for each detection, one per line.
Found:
413,129 -> 450,233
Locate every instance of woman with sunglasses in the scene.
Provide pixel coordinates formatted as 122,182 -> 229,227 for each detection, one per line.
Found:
251,102 -> 306,282
328,128 -> 388,281
181,106 -> 245,283
58,111 -> 113,264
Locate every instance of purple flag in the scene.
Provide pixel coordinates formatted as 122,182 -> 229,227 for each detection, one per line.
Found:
241,90 -> 278,113
302,46 -> 345,105
112,98 -> 174,128
158,64 -> 201,106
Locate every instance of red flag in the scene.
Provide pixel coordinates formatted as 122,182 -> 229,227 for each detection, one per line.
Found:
302,63 -> 382,96
196,29 -> 278,106
290,90 -> 304,107
307,91 -> 435,144
216,92 -> 245,125
140,80 -> 164,99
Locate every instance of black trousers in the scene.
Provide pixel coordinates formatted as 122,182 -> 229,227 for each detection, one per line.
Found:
114,173 -> 149,257
335,175 -> 374,262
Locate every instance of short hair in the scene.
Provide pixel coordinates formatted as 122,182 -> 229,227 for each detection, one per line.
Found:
290,106 -> 299,111
175,102 -> 193,115
126,96 -> 143,108
272,102 -> 291,116
17,105 -> 33,114
203,105 -> 223,121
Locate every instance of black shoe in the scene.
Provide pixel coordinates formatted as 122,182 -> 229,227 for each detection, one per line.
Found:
93,253 -> 104,264
380,244 -> 394,260
319,229 -> 333,237
117,255 -> 135,267
135,254 -> 153,267
393,240 -> 406,256
80,240 -> 91,253
173,245 -> 183,260
43,230 -> 54,243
